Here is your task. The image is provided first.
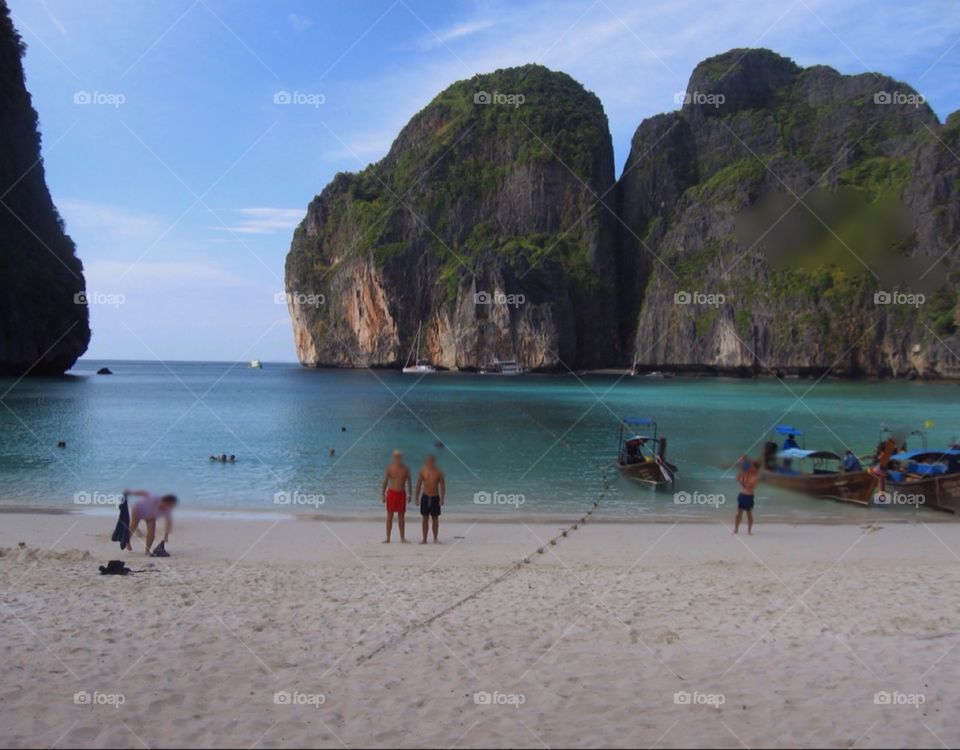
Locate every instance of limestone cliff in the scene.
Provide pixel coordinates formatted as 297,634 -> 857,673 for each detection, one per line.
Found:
286,51 -> 959,378
618,49 -> 959,378
285,65 -> 618,370
0,1 -> 89,375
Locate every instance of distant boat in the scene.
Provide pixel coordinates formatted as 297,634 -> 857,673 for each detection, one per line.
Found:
614,416 -> 678,487
402,323 -> 436,374
249,359 -> 262,369
479,358 -> 526,375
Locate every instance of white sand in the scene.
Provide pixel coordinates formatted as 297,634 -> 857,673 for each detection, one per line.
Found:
1,510 -> 958,748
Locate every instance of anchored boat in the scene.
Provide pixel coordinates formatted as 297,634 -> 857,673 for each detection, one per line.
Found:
878,447 -> 960,513
614,417 -> 677,487
402,323 -> 436,374
758,426 -> 876,505
479,358 -> 526,375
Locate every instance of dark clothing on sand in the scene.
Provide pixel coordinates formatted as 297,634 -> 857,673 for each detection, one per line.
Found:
111,496 -> 131,549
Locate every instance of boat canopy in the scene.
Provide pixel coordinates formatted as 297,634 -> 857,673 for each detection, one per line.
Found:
778,448 -> 841,460
775,425 -> 804,436
891,449 -> 960,461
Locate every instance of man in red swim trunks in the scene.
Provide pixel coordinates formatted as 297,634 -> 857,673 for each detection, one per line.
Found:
381,450 -> 412,543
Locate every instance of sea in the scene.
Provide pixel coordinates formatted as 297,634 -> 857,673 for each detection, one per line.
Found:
1,359 -> 957,522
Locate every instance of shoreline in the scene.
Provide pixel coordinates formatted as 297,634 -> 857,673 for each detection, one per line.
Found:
2,503 -> 957,525
58,359 -> 960,383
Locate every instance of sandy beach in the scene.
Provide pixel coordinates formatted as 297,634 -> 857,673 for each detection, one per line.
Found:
1,509 -> 958,748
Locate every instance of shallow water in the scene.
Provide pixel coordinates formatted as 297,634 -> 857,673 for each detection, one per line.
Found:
0,360 -> 957,521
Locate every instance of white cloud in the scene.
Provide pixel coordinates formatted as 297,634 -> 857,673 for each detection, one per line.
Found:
418,18 -> 495,50
59,199 -> 167,246
212,207 -> 305,235
288,13 -> 313,32
87,259 -> 248,288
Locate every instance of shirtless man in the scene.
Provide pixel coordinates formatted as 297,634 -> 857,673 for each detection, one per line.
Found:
123,489 -> 177,555
415,454 -> 446,544
381,450 -> 412,543
734,457 -> 758,535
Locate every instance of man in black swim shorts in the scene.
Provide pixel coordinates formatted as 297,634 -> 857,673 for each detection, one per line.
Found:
735,456 -> 758,535
415,454 -> 445,544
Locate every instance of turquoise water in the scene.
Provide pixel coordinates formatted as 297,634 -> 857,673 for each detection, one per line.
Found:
0,360 -> 958,520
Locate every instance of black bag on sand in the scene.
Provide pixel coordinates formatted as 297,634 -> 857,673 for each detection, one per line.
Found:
151,541 -> 170,557
99,560 -> 131,575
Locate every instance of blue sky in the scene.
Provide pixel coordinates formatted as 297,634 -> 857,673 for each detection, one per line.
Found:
8,0 -> 960,363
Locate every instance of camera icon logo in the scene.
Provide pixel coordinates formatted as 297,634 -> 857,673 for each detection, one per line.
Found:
474,691 -> 492,705
874,290 -> 892,304
74,691 -> 91,705
673,491 -> 691,505
874,91 -> 892,104
274,691 -> 291,705
474,290 -> 491,305
474,491 -> 492,505
73,91 -> 92,105
274,491 -> 292,505
74,292 -> 88,305
674,691 -> 691,705
74,492 -> 92,505
273,91 -> 292,105
474,91 -> 491,105
874,691 -> 892,705
674,291 -> 691,305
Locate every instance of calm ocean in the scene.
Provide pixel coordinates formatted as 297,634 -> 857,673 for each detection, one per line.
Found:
1,360 -> 957,520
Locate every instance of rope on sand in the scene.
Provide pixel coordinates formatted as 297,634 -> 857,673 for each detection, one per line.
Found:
356,465 -> 612,665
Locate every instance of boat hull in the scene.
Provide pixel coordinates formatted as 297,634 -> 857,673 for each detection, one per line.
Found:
616,460 -> 678,487
759,469 -> 877,505
884,473 -> 960,514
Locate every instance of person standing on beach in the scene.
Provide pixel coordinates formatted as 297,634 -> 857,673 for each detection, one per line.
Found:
415,454 -> 445,544
734,458 -> 758,535
381,450 -> 412,543
123,489 -> 177,555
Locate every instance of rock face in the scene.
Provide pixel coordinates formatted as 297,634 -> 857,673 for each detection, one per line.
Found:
618,49 -> 959,378
0,1 -> 89,375
286,51 -> 959,377
285,65 -> 619,370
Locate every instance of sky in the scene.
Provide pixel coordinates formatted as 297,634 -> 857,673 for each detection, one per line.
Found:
7,0 -> 960,363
